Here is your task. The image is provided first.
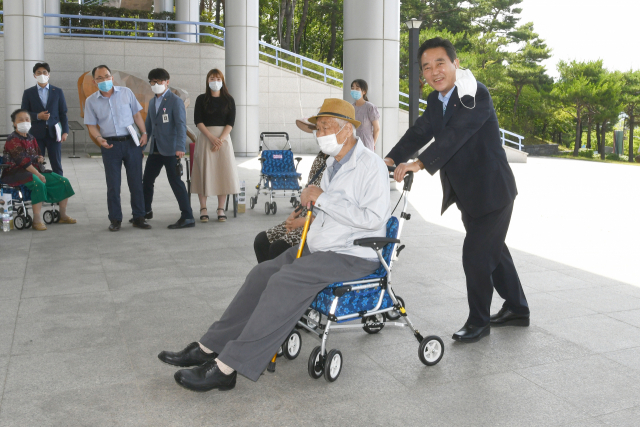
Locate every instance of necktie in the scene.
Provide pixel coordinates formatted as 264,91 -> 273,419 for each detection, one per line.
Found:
443,103 -> 446,116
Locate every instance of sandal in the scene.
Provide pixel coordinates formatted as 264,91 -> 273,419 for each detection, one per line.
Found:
217,208 -> 227,222
200,207 -> 209,223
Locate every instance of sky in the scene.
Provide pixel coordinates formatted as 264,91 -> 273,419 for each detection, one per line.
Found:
518,0 -> 638,78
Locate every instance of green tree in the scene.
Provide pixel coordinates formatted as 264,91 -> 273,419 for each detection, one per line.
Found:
554,60 -> 606,156
589,71 -> 623,160
505,22 -> 551,115
620,70 -> 640,162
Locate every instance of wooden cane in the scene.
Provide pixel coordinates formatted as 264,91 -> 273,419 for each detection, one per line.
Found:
267,203 -> 314,373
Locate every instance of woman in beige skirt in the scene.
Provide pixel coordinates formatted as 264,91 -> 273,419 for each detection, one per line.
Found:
191,69 -> 240,222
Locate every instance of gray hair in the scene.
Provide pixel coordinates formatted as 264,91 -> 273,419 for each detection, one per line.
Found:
334,117 -> 357,138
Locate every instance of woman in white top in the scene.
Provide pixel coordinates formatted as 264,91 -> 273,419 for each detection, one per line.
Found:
350,79 -> 380,152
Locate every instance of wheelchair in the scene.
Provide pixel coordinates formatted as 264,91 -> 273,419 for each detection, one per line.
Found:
271,167 -> 444,382
0,156 -> 60,230
249,132 -> 302,215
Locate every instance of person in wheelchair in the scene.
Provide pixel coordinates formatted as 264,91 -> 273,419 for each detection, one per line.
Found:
158,99 -> 390,392
1,109 -> 75,231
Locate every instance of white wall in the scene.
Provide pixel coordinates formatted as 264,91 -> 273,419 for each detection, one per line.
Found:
0,36 -> 410,154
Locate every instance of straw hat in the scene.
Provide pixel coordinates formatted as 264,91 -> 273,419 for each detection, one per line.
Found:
295,117 -> 316,133
308,98 -> 361,129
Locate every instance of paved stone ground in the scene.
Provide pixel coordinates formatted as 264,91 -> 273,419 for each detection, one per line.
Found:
1,155 -> 639,427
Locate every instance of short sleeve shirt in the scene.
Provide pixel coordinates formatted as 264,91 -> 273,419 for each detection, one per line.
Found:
83,86 -> 142,137
353,101 -> 380,152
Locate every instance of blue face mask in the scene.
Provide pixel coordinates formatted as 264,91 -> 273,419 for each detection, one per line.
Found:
98,79 -> 113,92
351,90 -> 362,101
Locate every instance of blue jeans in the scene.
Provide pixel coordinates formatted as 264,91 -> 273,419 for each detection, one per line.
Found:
101,136 -> 145,222
37,134 -> 63,176
142,153 -> 193,220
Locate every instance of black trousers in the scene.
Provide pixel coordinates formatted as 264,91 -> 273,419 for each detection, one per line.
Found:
37,134 -> 63,176
253,231 -> 293,263
142,153 -> 193,220
101,137 -> 145,222
459,201 -> 529,326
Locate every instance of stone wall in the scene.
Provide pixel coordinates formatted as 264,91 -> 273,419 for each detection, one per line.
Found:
522,144 -> 559,156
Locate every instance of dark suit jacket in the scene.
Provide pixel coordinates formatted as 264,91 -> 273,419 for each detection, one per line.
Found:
145,90 -> 187,156
386,82 -> 517,218
21,84 -> 69,141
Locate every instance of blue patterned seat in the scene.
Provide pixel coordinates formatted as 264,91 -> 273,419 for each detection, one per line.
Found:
310,217 -> 399,319
261,150 -> 301,191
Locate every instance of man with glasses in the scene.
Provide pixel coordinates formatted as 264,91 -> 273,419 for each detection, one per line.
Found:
139,68 -> 194,229
21,62 -> 69,176
84,65 -> 151,232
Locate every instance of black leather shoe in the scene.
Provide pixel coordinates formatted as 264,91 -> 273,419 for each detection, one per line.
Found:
129,211 -> 153,223
109,220 -> 121,232
490,307 -> 530,327
167,218 -> 196,229
452,322 -> 490,343
132,217 -> 152,229
174,359 -> 237,392
158,342 -> 217,367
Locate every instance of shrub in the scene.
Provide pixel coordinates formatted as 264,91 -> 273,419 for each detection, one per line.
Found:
577,149 -> 594,158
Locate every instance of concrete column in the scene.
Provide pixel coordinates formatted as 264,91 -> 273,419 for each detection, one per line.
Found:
343,0 -> 400,157
44,0 -> 60,34
175,0 -> 199,42
4,0 -> 45,131
225,0 -> 260,156
154,0 -> 173,13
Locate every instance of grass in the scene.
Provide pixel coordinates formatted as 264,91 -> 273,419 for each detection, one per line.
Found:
552,152 -> 639,166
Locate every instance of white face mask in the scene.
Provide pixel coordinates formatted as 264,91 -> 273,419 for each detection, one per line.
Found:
151,83 -> 166,94
316,124 -> 347,157
209,81 -> 223,92
17,122 -> 31,134
455,68 -> 477,109
35,75 -> 49,84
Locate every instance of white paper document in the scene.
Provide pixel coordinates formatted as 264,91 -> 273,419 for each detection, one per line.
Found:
55,123 -> 62,142
126,125 -> 141,146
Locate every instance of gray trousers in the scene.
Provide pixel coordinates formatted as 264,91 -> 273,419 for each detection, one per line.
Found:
200,245 -> 379,382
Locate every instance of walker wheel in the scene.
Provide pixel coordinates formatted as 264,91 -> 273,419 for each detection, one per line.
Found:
53,210 -> 60,223
270,202 -> 277,215
13,215 -> 25,230
324,349 -> 343,382
276,345 -> 283,358
385,296 -> 405,321
25,214 -> 33,229
418,335 -> 444,366
249,197 -> 255,209
362,314 -> 385,334
265,202 -> 271,215
308,346 -> 324,379
43,211 -> 54,224
282,330 -> 302,360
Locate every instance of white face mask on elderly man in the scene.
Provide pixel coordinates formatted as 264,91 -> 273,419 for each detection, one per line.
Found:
315,123 -> 348,157
455,68 -> 477,109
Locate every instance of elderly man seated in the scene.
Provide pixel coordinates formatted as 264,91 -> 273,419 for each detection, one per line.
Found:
158,99 -> 391,392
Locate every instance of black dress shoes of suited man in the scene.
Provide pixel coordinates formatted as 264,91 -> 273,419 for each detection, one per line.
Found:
158,342 -> 217,367
453,308 -> 530,343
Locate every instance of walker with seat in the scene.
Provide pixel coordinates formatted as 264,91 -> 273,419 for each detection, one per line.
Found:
0,155 -> 60,230
249,132 -> 303,215
271,166 -> 444,382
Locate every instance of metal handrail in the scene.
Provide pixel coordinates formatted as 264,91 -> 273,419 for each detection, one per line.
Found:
42,13 -> 225,44
0,11 -> 525,149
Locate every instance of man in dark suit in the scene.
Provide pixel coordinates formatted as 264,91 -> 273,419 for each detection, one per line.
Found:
385,37 -> 529,343
140,68 -> 194,229
21,62 -> 69,176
